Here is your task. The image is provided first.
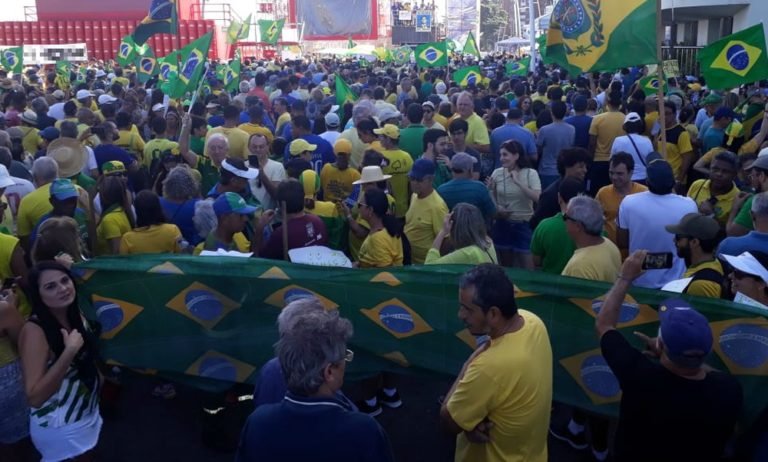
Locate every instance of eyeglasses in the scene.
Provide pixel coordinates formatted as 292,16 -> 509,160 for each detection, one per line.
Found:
674,234 -> 691,241
344,349 -> 354,362
562,213 -> 580,224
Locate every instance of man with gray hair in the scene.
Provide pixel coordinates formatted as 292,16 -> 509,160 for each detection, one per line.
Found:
236,299 -> 394,462
16,156 -> 59,250
339,99 -> 376,168
719,191 -> 768,256
561,195 -> 621,283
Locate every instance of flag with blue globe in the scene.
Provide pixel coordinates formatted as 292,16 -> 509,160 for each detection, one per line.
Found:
698,24 -> 768,89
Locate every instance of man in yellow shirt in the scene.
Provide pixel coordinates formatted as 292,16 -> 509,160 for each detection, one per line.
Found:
404,159 -> 448,264
665,213 -> 725,298
320,139 -> 361,203
595,153 -> 647,255
659,100 -> 694,187
19,110 -> 41,156
143,118 -> 179,171
16,156 -> 61,251
374,124 -> 414,219
114,111 -> 145,158
455,92 -> 490,154
588,91 -> 625,194
561,196 -> 622,282
273,97 -> 291,137
687,151 -> 739,227
442,264 -> 552,462
238,105 -> 274,144
206,105 -> 251,159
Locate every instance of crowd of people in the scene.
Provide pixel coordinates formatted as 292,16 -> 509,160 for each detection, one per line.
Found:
0,47 -> 766,462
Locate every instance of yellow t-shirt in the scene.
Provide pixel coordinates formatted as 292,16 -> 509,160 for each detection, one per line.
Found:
589,111 -> 626,162
523,120 -> 538,136
320,164 -> 361,203
55,117 -> 79,129
306,200 -> 339,218
119,224 -> 182,255
684,260 -> 724,298
595,183 -> 648,247
193,232 -> 250,255
699,137 -> 761,168
381,148 -> 414,219
658,124 -> 693,181
464,113 -> 490,148
349,193 -> 396,262
206,126 -> 250,159
0,195 -> 13,235
0,233 -> 30,318
275,113 -> 291,136
143,138 -> 179,169
687,179 -> 740,226
489,168 -> 541,222
404,190 -> 448,264
561,239 -> 622,283
238,123 -> 274,145
97,207 -> 131,256
447,310 -> 552,462
358,229 -> 403,267
644,111 -> 659,137
19,126 -> 41,155
433,113 -> 449,130
115,129 -> 146,156
17,184 -> 53,238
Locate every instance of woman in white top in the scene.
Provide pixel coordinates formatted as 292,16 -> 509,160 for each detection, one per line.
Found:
486,140 -> 541,269
610,112 -> 654,183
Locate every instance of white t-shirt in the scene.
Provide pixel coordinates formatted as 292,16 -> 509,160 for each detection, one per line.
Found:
617,191 -> 698,289
610,134 -> 654,181
248,159 -> 286,211
5,176 -> 35,216
319,131 -> 341,146
82,146 -> 98,175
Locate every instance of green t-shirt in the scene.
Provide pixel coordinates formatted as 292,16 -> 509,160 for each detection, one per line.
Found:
734,196 -> 755,231
530,212 -> 576,274
398,125 -> 428,161
72,173 -> 96,192
196,156 -> 220,196
190,136 -> 205,156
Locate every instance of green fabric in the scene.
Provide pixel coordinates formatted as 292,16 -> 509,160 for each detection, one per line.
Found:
76,255 -> 768,424
117,36 -> 138,67
335,75 -> 358,121
734,195 -> 755,230
638,74 -> 668,96
452,66 -> 484,88
530,212 -> 576,274
506,57 -> 530,77
0,46 -> 23,74
319,215 -> 348,252
431,162 -> 451,189
157,54 -> 178,82
227,14 -> 251,45
462,31 -> 481,59
197,156 -> 220,196
697,24 -> 768,90
190,136 -> 205,156
399,125 -> 427,161
135,44 -> 158,84
73,173 -> 96,192
415,42 -> 448,68
258,19 -> 284,45
132,0 -> 178,45
166,32 -> 213,99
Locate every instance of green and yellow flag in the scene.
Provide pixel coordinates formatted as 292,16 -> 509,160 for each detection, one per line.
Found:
335,74 -> 358,120
157,53 -> 178,82
348,37 -> 357,49
415,41 -> 448,68
55,60 -> 71,90
258,19 -> 285,45
696,24 -> 768,90
506,57 -> 530,76
453,66 -> 485,88
135,44 -> 158,84
167,32 -> 212,98
638,74 -> 667,97
133,0 -> 178,45
546,0 -> 656,75
117,35 -> 138,68
463,31 -> 481,59
391,46 -> 412,66
227,14 -> 251,44
0,47 -> 23,74
223,49 -> 241,92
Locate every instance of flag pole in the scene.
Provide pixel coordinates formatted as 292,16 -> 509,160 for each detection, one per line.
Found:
528,0 -> 536,68
656,0 -> 667,160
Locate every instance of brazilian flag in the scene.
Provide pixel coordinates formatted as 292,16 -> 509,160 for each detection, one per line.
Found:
415,41 -> 448,68
136,44 -> 158,84
697,24 -> 768,90
335,74 -> 358,120
117,36 -> 138,68
546,0 -> 657,75
258,19 -> 285,45
167,32 -> 212,98
391,46 -> 411,66
133,0 -> 178,45
227,14 -> 252,45
222,50 -> 241,93
506,57 -> 530,77
638,74 -> 667,97
157,54 -> 178,82
453,66 -> 485,88
348,37 -> 357,49
0,46 -> 23,74
55,60 -> 71,90
463,31 -> 481,59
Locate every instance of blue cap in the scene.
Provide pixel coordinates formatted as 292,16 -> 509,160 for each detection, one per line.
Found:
646,158 -> 675,192
213,192 -> 258,216
49,178 -> 79,201
39,126 -> 60,141
408,159 -> 437,180
659,299 -> 713,368
714,107 -> 734,120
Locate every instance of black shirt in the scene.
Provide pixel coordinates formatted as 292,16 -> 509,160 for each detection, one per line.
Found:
601,330 -> 742,462
529,178 -> 561,230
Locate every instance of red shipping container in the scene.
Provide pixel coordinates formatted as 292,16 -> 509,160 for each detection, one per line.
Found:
66,21 -> 76,43
179,21 -> 189,47
118,20 -> 129,41
23,22 -> 35,45
38,21 -> 48,44
74,21 -> 84,44
47,21 -> 57,44
83,21 -> 94,48
2,23 -> 12,46
12,22 -> 22,44
56,21 -> 67,42
153,36 -> 165,57
91,21 -> 102,60
162,34 -> 172,55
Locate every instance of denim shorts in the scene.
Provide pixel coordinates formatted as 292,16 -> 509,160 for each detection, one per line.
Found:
491,219 -> 532,252
0,358 -> 30,444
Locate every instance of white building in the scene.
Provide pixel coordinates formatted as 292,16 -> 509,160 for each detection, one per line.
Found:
661,0 -> 766,46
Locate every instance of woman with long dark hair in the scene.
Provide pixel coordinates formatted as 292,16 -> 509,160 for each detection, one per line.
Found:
18,261 -> 101,462
96,172 -> 134,255
357,188 -> 403,268
119,190 -> 183,254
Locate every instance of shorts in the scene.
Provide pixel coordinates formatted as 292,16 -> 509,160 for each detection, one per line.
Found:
491,219 -> 532,252
0,358 -> 30,444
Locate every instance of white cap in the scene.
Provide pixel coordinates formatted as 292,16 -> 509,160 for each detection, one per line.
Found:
324,112 -> 340,128
435,82 -> 447,94
151,103 -> 166,112
107,72 -> 116,80
98,94 -> 117,105
721,251 -> 768,284
758,147 -> 768,158
221,159 -> 259,179
76,89 -> 94,100
95,69 -> 106,78
0,164 -> 14,189
624,112 -> 642,123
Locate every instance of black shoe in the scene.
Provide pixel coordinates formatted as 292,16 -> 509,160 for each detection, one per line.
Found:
378,390 -> 402,409
549,421 -> 588,450
356,399 -> 382,417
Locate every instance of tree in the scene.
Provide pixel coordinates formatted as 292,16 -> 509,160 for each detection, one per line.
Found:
480,0 -> 509,50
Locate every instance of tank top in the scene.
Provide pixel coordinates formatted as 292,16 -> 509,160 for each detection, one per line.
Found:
0,335 -> 16,366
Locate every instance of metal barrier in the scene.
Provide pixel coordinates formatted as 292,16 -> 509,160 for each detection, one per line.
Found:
662,46 -> 702,77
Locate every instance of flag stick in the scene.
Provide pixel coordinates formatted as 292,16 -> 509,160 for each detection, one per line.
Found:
656,0 -> 667,159
187,62 -> 210,114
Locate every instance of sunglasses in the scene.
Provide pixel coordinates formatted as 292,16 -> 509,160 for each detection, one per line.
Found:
674,234 -> 691,241
562,213 -> 580,224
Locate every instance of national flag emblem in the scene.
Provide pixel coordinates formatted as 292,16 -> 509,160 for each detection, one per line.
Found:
92,295 -> 144,340
505,57 -> 530,76
638,74 -> 668,96
264,284 -> 339,310
560,348 -> 622,405
453,66 -> 485,88
710,317 -> 768,376
179,49 -> 203,85
258,266 -> 290,280
258,19 -> 285,45
3,50 -> 18,68
369,272 -> 401,286
0,47 -> 22,74
360,298 -> 433,339
186,350 -> 256,383
569,294 -> 657,328
147,261 -> 184,274
419,46 -> 444,65
712,40 -> 762,77
147,0 -> 174,21
133,0 -> 178,45
140,56 -> 156,74
159,61 -> 176,81
165,282 -> 240,329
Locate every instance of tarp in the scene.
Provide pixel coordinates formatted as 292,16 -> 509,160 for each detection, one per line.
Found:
77,256 -> 768,423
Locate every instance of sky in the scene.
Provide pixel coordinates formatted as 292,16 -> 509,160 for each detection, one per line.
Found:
0,0 -> 33,21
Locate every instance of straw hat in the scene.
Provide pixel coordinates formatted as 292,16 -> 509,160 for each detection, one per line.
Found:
47,138 -> 88,178
353,166 -> 392,185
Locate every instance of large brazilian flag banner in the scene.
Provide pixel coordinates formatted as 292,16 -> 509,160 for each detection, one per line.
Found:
78,256 -> 768,423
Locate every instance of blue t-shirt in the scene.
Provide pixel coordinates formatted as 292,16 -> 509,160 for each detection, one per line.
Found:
565,114 -> 593,149
490,123 -> 537,165
702,126 -> 725,153
718,232 -> 768,258
437,179 -> 496,220
160,197 -> 201,246
283,134 -> 336,174
94,144 -> 135,172
208,115 -> 225,128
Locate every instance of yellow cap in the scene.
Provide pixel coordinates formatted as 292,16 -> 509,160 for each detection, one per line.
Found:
289,139 -> 317,156
299,169 -> 321,198
334,138 -> 352,155
373,124 -> 400,139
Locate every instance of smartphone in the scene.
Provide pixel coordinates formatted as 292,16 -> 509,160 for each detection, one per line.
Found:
642,252 -> 674,270
1,277 -> 15,291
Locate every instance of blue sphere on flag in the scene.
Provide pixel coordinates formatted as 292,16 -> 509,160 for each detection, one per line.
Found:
181,52 -> 201,79
119,43 -> 131,58
424,48 -> 438,62
160,64 -> 171,80
466,73 -> 477,85
283,287 -> 313,304
719,323 -> 768,368
199,357 -> 237,381
95,300 -> 124,334
580,355 -> 620,398
184,289 -> 223,321
725,44 -> 750,71
379,305 -> 414,334
4,51 -> 17,67
140,58 -> 154,73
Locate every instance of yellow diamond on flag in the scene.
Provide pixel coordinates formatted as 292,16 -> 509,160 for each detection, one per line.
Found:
92,294 -> 144,340
166,282 -> 240,329
264,284 -> 339,310
258,266 -> 290,280
148,261 -> 184,275
712,40 -> 763,77
381,351 -> 410,367
560,348 -> 622,405
361,298 -> 433,339
186,350 -> 256,383
370,272 -> 402,287
455,328 -> 478,350
570,293 -> 657,328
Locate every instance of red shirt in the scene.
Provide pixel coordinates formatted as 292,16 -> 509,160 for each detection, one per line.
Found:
260,214 -> 328,260
248,87 -> 271,111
